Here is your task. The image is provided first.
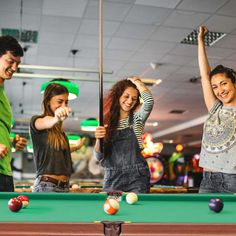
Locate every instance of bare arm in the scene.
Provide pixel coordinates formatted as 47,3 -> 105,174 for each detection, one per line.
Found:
128,76 -> 154,122
70,137 -> 86,153
198,26 -> 217,111
35,107 -> 71,130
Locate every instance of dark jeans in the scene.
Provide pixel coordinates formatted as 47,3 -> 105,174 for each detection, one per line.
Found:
0,173 -> 14,192
199,171 -> 236,193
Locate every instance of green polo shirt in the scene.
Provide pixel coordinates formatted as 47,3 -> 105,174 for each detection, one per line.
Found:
0,85 -> 12,176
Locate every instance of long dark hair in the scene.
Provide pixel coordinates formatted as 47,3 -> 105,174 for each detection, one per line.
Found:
210,65 -> 236,83
103,79 -> 140,146
42,83 -> 69,150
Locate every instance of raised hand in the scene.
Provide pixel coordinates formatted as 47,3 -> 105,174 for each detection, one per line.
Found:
198,26 -> 208,42
128,76 -> 143,87
127,76 -> 147,92
54,107 -> 72,121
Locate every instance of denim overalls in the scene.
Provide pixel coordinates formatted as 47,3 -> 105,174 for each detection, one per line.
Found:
102,115 -> 150,193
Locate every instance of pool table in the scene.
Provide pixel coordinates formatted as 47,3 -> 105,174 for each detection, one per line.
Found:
15,184 -> 199,193
0,192 -> 236,236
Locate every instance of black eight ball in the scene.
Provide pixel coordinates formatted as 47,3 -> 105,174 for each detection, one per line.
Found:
208,198 -> 224,213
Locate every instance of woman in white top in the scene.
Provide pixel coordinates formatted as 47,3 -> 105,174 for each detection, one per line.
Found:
198,26 -> 236,193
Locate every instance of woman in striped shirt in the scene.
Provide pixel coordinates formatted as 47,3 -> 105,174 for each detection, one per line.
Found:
94,77 -> 154,193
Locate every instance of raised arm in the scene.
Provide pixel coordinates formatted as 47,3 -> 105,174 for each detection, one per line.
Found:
198,26 -> 217,111
70,137 -> 86,153
35,106 -> 71,130
128,77 -> 154,122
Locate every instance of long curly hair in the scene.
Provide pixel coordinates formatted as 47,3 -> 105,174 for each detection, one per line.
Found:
42,83 -> 69,150
103,79 -> 140,146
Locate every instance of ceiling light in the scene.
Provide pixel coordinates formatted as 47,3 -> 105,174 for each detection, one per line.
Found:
10,132 -> 15,141
163,139 -> 174,144
150,62 -> 162,70
176,144 -> 184,152
27,144 -> 33,153
80,118 -> 99,132
67,135 -> 81,145
40,79 -> 79,100
169,109 -> 186,114
145,122 -> 159,127
181,29 -> 226,46
142,78 -> 162,88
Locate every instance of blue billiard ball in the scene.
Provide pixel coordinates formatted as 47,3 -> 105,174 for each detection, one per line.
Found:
208,198 -> 224,213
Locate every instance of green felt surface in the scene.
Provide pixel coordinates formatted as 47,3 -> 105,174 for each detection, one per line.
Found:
0,193 -> 236,224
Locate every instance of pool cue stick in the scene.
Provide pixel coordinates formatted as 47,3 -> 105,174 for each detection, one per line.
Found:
99,0 -> 104,153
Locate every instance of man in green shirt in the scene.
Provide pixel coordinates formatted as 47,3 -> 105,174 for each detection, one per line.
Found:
0,35 -> 27,191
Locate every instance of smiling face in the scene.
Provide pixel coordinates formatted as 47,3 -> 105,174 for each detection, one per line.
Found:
211,73 -> 236,106
119,86 -> 139,117
0,51 -> 21,84
49,93 -> 69,114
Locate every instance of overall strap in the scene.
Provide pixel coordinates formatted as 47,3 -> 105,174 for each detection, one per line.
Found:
128,112 -> 134,128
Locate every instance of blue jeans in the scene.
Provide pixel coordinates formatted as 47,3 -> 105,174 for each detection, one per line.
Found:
32,176 -> 69,192
0,173 -> 14,192
199,171 -> 236,193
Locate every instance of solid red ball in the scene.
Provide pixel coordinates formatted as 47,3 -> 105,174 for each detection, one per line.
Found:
8,198 -> 22,212
17,195 -> 29,208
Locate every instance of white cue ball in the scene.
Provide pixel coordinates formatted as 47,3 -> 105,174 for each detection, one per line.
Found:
71,184 -> 80,190
126,192 -> 138,204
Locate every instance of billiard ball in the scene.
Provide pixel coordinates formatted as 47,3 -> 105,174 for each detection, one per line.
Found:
8,198 -> 22,212
104,199 -> 120,215
209,198 -> 224,213
17,195 -> 29,208
71,184 -> 80,190
126,192 -> 138,204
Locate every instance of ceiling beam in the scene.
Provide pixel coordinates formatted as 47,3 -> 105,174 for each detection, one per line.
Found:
152,114 -> 208,138
13,73 -> 113,82
19,64 -> 113,74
